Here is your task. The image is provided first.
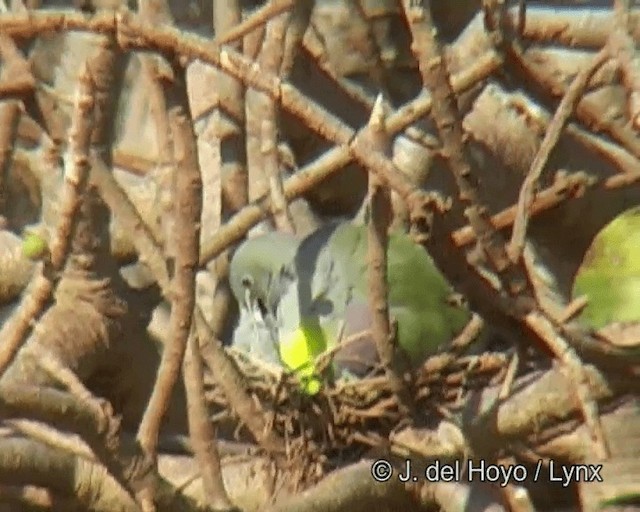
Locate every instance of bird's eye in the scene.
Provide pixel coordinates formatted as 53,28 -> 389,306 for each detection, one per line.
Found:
241,275 -> 253,288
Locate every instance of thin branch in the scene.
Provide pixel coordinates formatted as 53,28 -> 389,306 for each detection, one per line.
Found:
137,66 -> 201,458
611,0 -> 640,127
365,96 -> 411,411
263,114 -> 295,233
213,0 -> 247,217
452,171 -> 596,247
0,35 -> 28,215
260,11 -> 295,232
184,328 -> 235,511
0,9 -> 498,265
7,418 -> 94,461
215,0 -> 295,45
0,63 -> 94,378
91,157 -> 170,290
0,34 -> 34,99
405,0 -> 609,461
507,47 -> 610,263
0,101 -> 20,216
92,150 -> 285,455
400,0 -> 527,298
278,0 -> 314,77
512,4 -> 640,49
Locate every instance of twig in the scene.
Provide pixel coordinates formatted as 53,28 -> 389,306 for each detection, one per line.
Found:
0,34 -> 34,99
197,312 -> 285,455
279,0 -> 314,77
136,0 -> 175,260
261,11 -> 296,233
184,328 -> 235,511
365,95 -> 412,412
199,50 -> 498,265
0,8 -> 497,264
263,115 -> 295,233
611,0 -> 640,127
7,418 -> 94,461
91,157 -> 171,289
507,47 -> 610,263
512,4 -> 640,49
0,35 -> 28,215
213,0 -> 247,218
407,0 -> 609,461
498,351 -> 519,400
0,101 -> 19,215
246,10 -> 288,228
93,151 -> 285,456
137,65 -> 200,458
215,0 -> 295,45
449,313 -> 485,352
0,63 -> 94,378
401,0 -> 528,300
524,311 -> 609,459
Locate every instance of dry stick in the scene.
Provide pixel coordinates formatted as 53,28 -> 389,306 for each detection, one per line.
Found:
213,0 -> 247,212
137,0 -> 175,260
260,11 -> 296,233
365,96 -> 411,412
199,51 -> 499,265
91,158 -> 170,290
513,5 -> 640,50
135,64 -> 200,462
482,0 -> 609,459
408,0 -> 609,460
215,0 -> 295,45
0,9 -> 498,261
452,172 -> 595,247
278,0 -> 314,78
0,11 -> 444,229
611,0 -> 640,128
246,12 -> 286,225
0,35 -> 28,215
183,328 -> 234,511
401,0 -> 525,299
92,155 -> 284,456
507,47 -> 611,264
0,101 -> 20,215
170,70 -> 233,509
500,12 -> 640,163
7,418 -> 95,461
263,115 -> 295,234
0,64 -> 94,378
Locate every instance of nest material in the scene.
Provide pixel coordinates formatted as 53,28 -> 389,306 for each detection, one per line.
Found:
204,346 -> 511,484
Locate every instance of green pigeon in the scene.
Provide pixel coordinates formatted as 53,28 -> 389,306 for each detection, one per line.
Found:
229,222 -> 473,392
229,231 -> 301,366
572,206 -> 640,332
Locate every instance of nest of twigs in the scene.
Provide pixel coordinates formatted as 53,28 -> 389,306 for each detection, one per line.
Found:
204,345 -> 514,482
